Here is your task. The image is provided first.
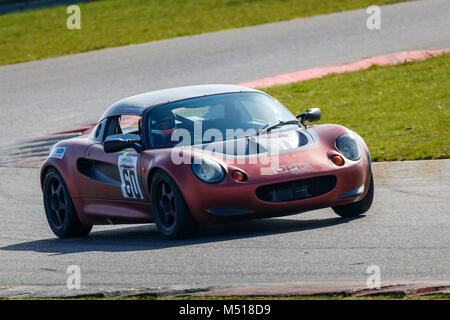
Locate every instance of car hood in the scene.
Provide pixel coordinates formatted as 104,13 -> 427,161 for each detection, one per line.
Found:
190,127 -> 319,158
144,124 -> 359,183
184,127 -> 332,180
187,124 -> 358,181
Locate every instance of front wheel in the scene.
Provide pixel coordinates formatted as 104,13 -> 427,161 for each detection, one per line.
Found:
150,170 -> 198,239
43,168 -> 92,238
332,174 -> 374,218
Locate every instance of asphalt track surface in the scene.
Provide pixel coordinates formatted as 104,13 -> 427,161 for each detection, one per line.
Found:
0,160 -> 449,298
0,0 -> 449,297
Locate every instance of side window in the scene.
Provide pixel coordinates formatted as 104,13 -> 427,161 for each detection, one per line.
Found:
88,120 -> 106,142
105,117 -> 121,138
94,122 -> 103,140
103,115 -> 142,142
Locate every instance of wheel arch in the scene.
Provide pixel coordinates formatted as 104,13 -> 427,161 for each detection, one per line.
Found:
146,166 -> 164,196
146,165 -> 186,191
40,164 -> 60,190
146,165 -> 193,210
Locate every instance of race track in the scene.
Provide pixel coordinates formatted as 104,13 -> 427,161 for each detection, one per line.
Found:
0,0 -> 449,297
0,160 -> 449,298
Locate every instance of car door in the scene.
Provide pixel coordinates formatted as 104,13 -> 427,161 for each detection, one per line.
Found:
84,143 -> 145,202
78,115 -> 151,223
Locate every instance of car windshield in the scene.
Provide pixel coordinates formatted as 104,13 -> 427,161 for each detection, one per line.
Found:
147,92 -> 297,148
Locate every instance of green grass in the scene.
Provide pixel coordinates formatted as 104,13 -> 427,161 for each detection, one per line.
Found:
262,53 -> 450,162
0,0 -> 409,65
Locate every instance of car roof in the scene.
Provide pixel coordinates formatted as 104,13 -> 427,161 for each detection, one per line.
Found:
99,84 -> 260,121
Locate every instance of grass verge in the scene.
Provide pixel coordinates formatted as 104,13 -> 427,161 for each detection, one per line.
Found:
262,53 -> 450,162
0,0 -> 409,65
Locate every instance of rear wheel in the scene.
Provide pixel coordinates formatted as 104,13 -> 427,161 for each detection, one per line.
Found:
332,173 -> 374,218
43,168 -> 92,238
150,170 -> 198,239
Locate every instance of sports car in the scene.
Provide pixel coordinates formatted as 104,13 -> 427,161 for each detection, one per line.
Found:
41,84 -> 374,239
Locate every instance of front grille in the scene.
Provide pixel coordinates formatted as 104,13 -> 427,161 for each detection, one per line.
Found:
256,175 -> 337,202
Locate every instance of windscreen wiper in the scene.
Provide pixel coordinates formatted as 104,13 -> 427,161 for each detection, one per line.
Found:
256,119 -> 300,136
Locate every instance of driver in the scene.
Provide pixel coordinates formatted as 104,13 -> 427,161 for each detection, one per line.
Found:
151,109 -> 176,148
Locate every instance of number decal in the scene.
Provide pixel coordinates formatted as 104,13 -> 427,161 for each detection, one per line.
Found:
118,155 -> 143,199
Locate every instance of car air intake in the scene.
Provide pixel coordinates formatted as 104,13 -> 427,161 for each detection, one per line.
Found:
256,175 -> 337,202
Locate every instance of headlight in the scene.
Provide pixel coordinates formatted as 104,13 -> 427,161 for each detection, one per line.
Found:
191,157 -> 224,183
336,133 -> 361,160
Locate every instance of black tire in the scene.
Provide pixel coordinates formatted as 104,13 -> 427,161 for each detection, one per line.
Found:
332,173 -> 374,218
150,170 -> 198,239
42,168 -> 92,238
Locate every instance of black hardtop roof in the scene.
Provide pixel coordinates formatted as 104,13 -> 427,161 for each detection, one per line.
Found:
99,84 -> 259,121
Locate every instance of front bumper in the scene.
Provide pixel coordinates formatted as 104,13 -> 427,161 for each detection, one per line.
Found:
181,155 -> 371,225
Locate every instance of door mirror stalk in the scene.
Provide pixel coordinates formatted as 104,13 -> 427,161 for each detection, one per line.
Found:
103,138 -> 143,153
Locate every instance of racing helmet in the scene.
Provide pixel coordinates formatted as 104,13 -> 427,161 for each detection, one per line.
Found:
151,109 -> 176,146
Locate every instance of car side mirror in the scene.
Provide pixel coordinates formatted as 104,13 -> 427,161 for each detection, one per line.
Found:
104,138 -> 143,153
297,108 -> 321,125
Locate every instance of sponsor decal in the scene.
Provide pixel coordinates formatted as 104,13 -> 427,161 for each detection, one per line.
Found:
49,147 -> 66,159
118,155 -> 143,199
272,162 -> 314,175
